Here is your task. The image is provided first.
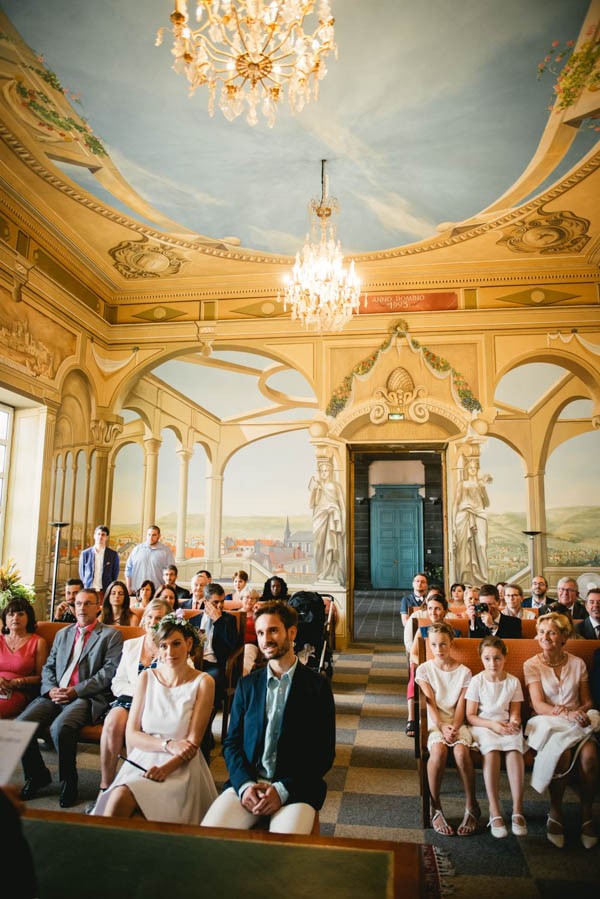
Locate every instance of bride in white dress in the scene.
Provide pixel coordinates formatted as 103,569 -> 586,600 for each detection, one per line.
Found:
94,613 -> 217,824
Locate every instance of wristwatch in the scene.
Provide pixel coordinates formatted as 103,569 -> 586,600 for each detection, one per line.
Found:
162,738 -> 171,752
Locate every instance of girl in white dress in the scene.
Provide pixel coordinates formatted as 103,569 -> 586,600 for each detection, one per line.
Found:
93,613 -> 217,824
415,622 -> 479,836
466,636 -> 527,839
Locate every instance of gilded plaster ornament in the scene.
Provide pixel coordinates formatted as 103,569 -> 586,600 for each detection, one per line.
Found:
496,207 -> 590,254
370,367 -> 429,425
109,238 -> 186,279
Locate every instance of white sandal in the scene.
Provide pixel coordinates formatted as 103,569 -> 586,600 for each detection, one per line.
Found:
487,815 -> 508,838
511,814 -> 527,836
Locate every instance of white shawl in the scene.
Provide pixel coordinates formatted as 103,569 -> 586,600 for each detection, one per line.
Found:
525,709 -> 600,793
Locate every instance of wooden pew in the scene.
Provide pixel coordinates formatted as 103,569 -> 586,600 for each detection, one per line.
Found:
415,636 -> 600,827
22,808 -> 425,899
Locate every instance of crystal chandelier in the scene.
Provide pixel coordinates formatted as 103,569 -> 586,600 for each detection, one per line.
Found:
282,160 -> 362,332
156,1 -> 337,127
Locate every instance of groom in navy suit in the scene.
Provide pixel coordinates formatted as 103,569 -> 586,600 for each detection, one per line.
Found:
202,600 -> 335,834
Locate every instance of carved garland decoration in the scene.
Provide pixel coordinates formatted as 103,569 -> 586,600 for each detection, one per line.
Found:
326,320 -> 482,418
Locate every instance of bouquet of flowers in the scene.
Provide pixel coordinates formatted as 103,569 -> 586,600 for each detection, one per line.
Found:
0,558 -> 35,610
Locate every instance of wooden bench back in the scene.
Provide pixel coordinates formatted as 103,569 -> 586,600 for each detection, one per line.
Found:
422,636 -> 600,695
36,621 -> 144,649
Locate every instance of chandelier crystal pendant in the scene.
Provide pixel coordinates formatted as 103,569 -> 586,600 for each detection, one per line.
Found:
282,160 -> 363,332
156,1 -> 337,127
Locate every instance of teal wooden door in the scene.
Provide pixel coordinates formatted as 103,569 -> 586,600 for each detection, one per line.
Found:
370,485 -> 423,588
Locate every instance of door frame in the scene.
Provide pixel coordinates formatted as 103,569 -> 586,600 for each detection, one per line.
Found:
347,443 -> 448,642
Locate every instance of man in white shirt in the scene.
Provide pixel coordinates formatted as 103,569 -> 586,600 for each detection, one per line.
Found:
124,525 -> 175,593
575,589 -> 600,639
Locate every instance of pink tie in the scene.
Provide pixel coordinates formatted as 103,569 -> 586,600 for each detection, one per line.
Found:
59,628 -> 85,688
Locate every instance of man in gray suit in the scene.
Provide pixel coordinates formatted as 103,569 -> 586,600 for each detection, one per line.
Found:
17,589 -> 123,808
575,588 -> 600,639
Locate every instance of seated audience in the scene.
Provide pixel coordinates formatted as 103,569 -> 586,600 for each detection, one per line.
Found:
450,583 -> 465,605
93,613 -> 217,824
405,594 -> 459,738
464,585 -> 480,605
241,589 -> 262,676
188,583 -> 239,703
495,582 -> 508,609
503,584 -> 536,620
17,589 -> 123,807
179,570 -> 211,609
161,564 -> 190,601
153,583 -> 179,610
523,574 -> 550,610
201,600 -> 335,834
524,611 -> 598,849
131,579 -> 155,611
575,588 -> 600,639
466,584 -> 522,638
538,576 -> 587,620
224,570 -> 251,610
414,622 -> 479,836
261,576 -> 289,602
99,581 -> 140,627
0,598 -> 49,718
87,598 -> 172,813
53,578 -> 84,622
466,637 -> 527,838
400,573 -> 429,627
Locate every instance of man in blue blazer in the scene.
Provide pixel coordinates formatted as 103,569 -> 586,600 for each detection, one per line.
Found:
17,589 -> 123,808
202,600 -> 335,834
78,525 -> 120,597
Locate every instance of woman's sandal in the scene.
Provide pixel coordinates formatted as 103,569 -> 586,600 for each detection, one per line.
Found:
431,808 -> 455,836
581,820 -> 598,850
546,815 -> 564,849
457,806 -> 479,836
405,720 -> 416,738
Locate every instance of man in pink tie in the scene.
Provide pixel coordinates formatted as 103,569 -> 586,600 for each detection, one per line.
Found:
17,589 -> 123,808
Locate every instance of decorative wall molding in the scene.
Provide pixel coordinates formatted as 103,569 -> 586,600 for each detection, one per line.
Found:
108,237 -> 187,280
497,207 -> 590,255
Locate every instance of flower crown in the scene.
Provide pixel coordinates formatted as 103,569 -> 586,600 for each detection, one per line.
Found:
152,609 -> 204,645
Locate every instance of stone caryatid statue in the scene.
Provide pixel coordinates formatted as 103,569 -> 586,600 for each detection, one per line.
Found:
453,455 -> 492,585
309,457 -> 346,585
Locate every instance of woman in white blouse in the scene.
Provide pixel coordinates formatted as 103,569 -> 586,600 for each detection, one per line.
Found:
524,611 -> 598,850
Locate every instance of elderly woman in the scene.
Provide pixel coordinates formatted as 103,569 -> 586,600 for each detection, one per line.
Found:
524,611 -> 599,850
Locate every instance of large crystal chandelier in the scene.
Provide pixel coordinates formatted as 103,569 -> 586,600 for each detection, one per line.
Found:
282,160 -> 362,332
156,1 -> 337,127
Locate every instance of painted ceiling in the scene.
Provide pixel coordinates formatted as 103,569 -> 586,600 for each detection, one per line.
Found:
1,0 -> 597,256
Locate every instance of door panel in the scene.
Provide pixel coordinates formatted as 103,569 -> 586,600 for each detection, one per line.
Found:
370,485 -> 423,588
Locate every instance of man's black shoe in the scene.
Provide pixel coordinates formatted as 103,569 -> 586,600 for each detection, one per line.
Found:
59,778 -> 78,808
20,768 -> 52,800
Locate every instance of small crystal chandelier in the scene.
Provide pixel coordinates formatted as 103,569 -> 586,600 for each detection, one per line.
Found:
282,160 -> 362,332
156,1 -> 337,127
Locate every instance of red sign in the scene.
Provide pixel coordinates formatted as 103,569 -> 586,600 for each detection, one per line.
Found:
360,292 -> 458,313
